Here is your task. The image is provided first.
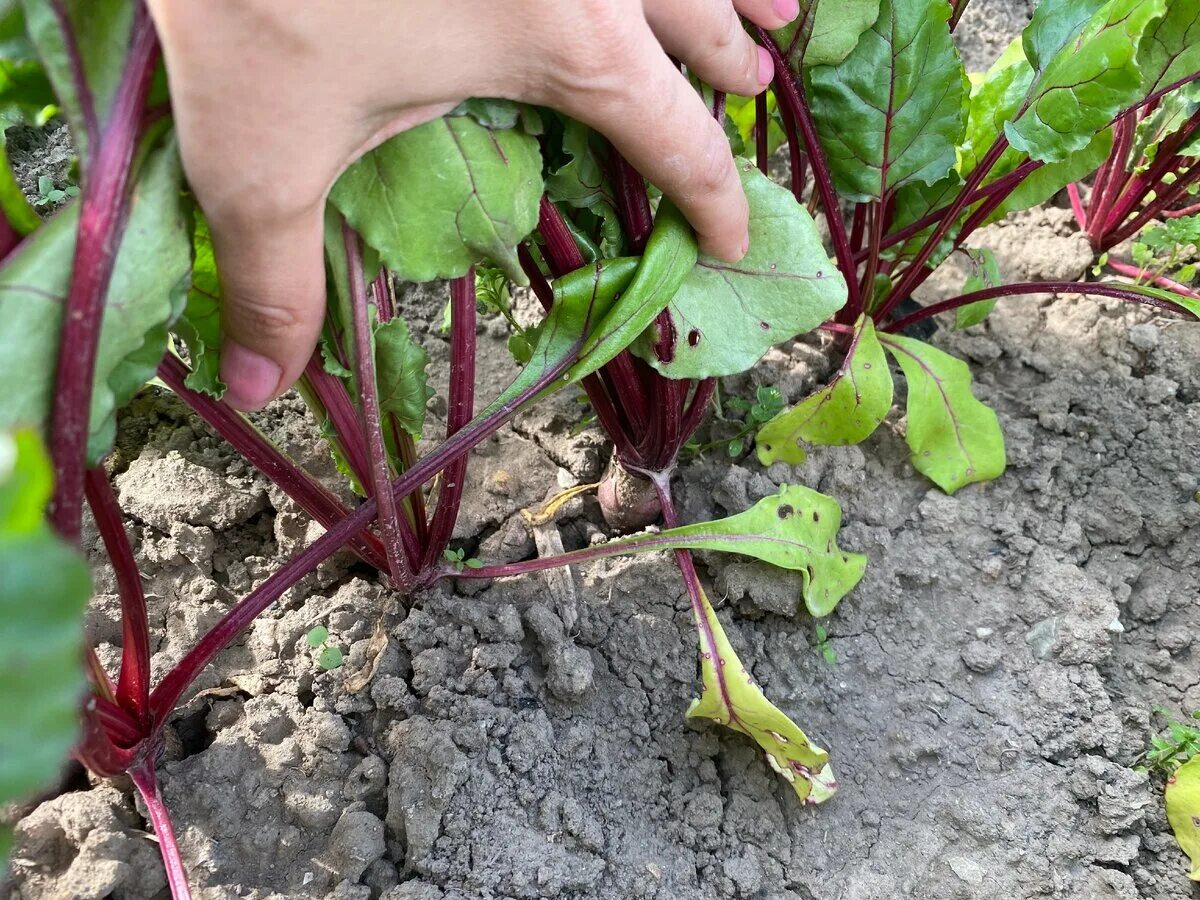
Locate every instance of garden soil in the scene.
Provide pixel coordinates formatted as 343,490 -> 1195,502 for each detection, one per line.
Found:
4,4 -> 1200,899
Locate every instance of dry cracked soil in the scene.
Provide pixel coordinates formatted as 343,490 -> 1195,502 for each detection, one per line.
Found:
4,3 -> 1200,898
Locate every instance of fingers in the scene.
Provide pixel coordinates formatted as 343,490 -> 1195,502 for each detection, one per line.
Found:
733,0 -> 800,30
553,26 -> 749,261
645,0 -> 773,96
207,203 -> 328,411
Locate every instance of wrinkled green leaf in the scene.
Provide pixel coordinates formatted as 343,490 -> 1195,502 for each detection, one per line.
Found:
633,162 -> 847,378
757,315 -> 892,464
1005,0 -> 1164,163
955,247 -> 1002,328
772,0 -> 882,69
1137,1 -> 1200,98
881,333 -> 1005,493
988,127 -> 1114,221
330,116 -> 542,284
808,0 -> 967,201
0,139 -> 191,465
0,430 -> 90,860
688,583 -> 836,804
1166,755 -> 1200,880
20,0 -> 133,160
170,212 -> 225,397
374,316 -> 432,440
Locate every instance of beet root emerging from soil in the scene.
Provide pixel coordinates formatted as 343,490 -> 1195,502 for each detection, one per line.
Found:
597,460 -> 662,533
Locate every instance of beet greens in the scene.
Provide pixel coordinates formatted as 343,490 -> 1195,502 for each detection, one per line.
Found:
0,0 -> 1198,896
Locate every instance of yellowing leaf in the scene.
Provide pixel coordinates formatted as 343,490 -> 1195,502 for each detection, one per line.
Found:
756,315 -> 892,465
688,584 -> 836,804
881,334 -> 1005,494
1166,756 -> 1200,880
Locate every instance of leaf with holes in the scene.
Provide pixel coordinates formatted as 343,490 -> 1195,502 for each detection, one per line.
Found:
881,333 -> 1005,493
807,0 -> 968,202
1166,755 -> 1200,880
632,163 -> 847,378
0,139 -> 191,465
330,116 -> 542,284
756,315 -> 892,464
771,0 -> 881,69
0,431 -> 91,870
688,583 -> 836,804
1004,0 -> 1164,163
584,484 -> 866,617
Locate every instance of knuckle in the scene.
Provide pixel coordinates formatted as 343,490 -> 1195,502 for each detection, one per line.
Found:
690,129 -> 735,196
542,2 -> 643,102
226,293 -> 308,340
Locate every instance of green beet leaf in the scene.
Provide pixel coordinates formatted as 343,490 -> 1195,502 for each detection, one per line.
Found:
591,484 -> 866,617
881,333 -> 1005,493
1005,0 -> 1164,163
171,212 -> 225,397
1136,1 -> 1200,99
955,248 -> 1002,329
0,139 -> 191,466
1166,755 -> 1200,880
330,116 -> 542,284
687,584 -> 836,804
771,0 -> 881,69
633,162 -> 847,378
20,0 -> 133,161
756,315 -> 893,465
545,119 -> 623,257
807,0 -> 968,202
0,431 -> 91,870
374,316 -> 432,440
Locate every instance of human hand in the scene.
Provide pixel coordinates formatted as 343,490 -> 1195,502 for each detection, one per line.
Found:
147,0 -> 799,410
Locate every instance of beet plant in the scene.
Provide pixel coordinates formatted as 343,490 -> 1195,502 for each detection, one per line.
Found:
734,0 -> 1200,494
0,1 -> 862,893
2,0 -> 1199,894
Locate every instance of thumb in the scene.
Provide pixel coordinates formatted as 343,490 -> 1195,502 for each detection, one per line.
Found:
210,203 -> 327,412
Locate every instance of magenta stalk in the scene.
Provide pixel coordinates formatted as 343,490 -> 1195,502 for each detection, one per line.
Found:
129,762 -> 193,900
48,8 -> 158,543
343,220 -> 415,587
157,356 -> 390,572
883,280 -> 1199,333
422,272 -> 477,571
84,467 -> 151,724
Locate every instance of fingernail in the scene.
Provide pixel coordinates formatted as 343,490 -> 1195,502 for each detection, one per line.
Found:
740,233 -> 751,257
774,0 -> 800,21
757,46 -> 774,86
221,341 -> 282,411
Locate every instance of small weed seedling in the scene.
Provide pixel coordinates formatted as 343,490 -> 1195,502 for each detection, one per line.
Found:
33,173 -> 77,207
814,624 -> 837,666
684,384 -> 785,459
1142,707 -> 1200,778
304,626 -> 344,671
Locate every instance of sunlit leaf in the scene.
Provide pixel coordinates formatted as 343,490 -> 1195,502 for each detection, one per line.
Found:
633,162 -> 847,378
1166,756 -> 1200,880
756,315 -> 892,464
881,334 -> 1005,493
807,0 -> 968,202
687,584 -> 836,804
330,116 -> 543,284
771,0 -> 881,69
